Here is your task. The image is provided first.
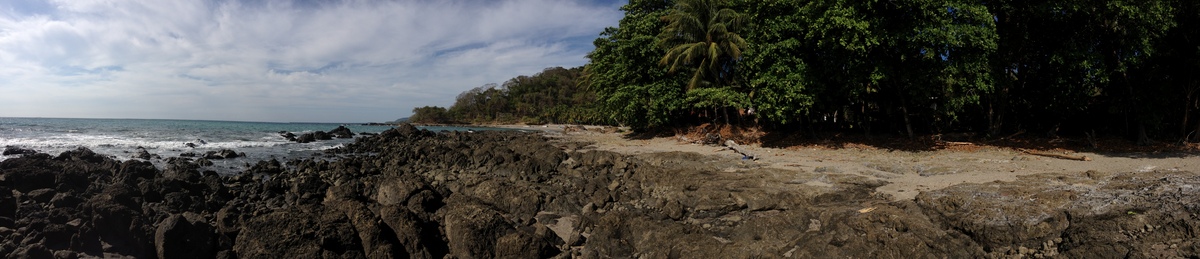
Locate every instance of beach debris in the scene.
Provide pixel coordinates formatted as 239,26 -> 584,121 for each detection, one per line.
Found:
703,133 -> 722,145
1019,149 -> 1092,161
858,207 -> 877,213
723,140 -> 758,160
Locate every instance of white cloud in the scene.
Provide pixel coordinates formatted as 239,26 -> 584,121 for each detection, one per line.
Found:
0,0 -> 624,122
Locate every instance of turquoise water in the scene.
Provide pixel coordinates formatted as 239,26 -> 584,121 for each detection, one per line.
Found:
0,117 -> 508,170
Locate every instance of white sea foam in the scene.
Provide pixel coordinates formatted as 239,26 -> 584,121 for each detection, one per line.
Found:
0,134 -> 289,151
0,117 -> 396,167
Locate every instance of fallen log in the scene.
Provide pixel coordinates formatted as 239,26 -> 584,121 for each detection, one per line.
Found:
1020,149 -> 1092,161
724,140 -> 758,160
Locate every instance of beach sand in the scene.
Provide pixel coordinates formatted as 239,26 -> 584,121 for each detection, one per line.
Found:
536,126 -> 1200,201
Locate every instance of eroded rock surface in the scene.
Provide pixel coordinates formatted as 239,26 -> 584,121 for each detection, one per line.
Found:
0,124 -> 1197,258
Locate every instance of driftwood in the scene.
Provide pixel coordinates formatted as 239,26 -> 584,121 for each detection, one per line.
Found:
985,129 -> 1026,143
1020,149 -> 1092,161
724,140 -> 758,160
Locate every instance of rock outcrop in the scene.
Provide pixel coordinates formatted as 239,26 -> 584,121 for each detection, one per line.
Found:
329,126 -> 354,139
1,125 -> 1198,258
202,149 -> 243,159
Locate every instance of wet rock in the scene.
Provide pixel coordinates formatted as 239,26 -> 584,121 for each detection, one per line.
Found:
279,131 -> 297,141
203,149 -> 243,160
329,126 -> 355,139
315,131 -> 332,140
133,148 -> 160,160
294,131 -> 332,143
2,146 -> 36,156
195,158 -> 214,167
54,147 -> 107,163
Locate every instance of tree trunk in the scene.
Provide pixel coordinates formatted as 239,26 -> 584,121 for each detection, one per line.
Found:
1193,116 -> 1200,143
861,102 -> 872,136
723,107 -> 731,126
1184,88 -> 1197,142
1137,123 -> 1152,146
901,100 -> 914,139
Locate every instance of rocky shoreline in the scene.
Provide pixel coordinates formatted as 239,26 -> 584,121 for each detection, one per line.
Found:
1,124 -> 1198,258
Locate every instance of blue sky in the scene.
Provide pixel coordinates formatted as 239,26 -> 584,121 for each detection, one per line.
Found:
0,0 -> 624,122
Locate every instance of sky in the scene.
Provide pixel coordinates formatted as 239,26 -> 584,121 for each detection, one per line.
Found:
0,0 -> 625,123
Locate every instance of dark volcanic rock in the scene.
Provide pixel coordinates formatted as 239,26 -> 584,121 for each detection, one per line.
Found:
2,146 -> 36,156
155,212 -> 216,259
314,131 -> 332,140
329,126 -> 354,139
133,148 -> 160,160
203,149 -> 243,159
1,125 -> 1198,258
233,208 -> 364,258
295,131 -> 333,143
279,131 -> 297,141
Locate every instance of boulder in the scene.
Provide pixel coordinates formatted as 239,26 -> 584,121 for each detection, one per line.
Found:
203,149 -> 243,160
25,188 -> 56,204
295,133 -> 316,143
2,146 -> 36,156
133,148 -> 160,160
329,126 -> 354,139
279,131 -> 297,141
54,147 -> 107,163
233,209 -> 364,258
314,131 -> 332,140
0,186 -> 15,218
155,213 -> 217,259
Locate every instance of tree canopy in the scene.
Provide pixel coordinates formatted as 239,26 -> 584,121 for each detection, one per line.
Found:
438,67 -> 606,125
420,0 -> 1200,143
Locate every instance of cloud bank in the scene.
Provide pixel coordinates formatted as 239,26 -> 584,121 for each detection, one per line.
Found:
0,0 -> 624,122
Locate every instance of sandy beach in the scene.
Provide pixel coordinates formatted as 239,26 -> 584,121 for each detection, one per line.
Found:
503,124 -> 1200,201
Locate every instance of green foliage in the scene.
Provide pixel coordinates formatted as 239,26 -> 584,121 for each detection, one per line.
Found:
422,0 -> 1200,141
658,0 -> 748,89
585,0 -> 689,129
445,67 -> 606,125
408,106 -> 452,124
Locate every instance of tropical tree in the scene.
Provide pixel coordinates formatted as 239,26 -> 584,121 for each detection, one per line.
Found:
657,0 -> 747,90
409,106 -> 453,124
585,0 -> 687,129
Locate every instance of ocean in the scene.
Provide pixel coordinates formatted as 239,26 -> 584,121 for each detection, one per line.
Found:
0,117 -> 506,171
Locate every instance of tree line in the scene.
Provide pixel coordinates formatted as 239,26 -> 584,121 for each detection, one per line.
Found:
416,0 -> 1200,143
408,66 -> 609,125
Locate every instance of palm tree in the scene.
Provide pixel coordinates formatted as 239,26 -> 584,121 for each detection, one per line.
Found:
657,0 -> 747,90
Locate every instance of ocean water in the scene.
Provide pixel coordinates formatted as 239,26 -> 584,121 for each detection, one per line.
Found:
0,117 -> 503,171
